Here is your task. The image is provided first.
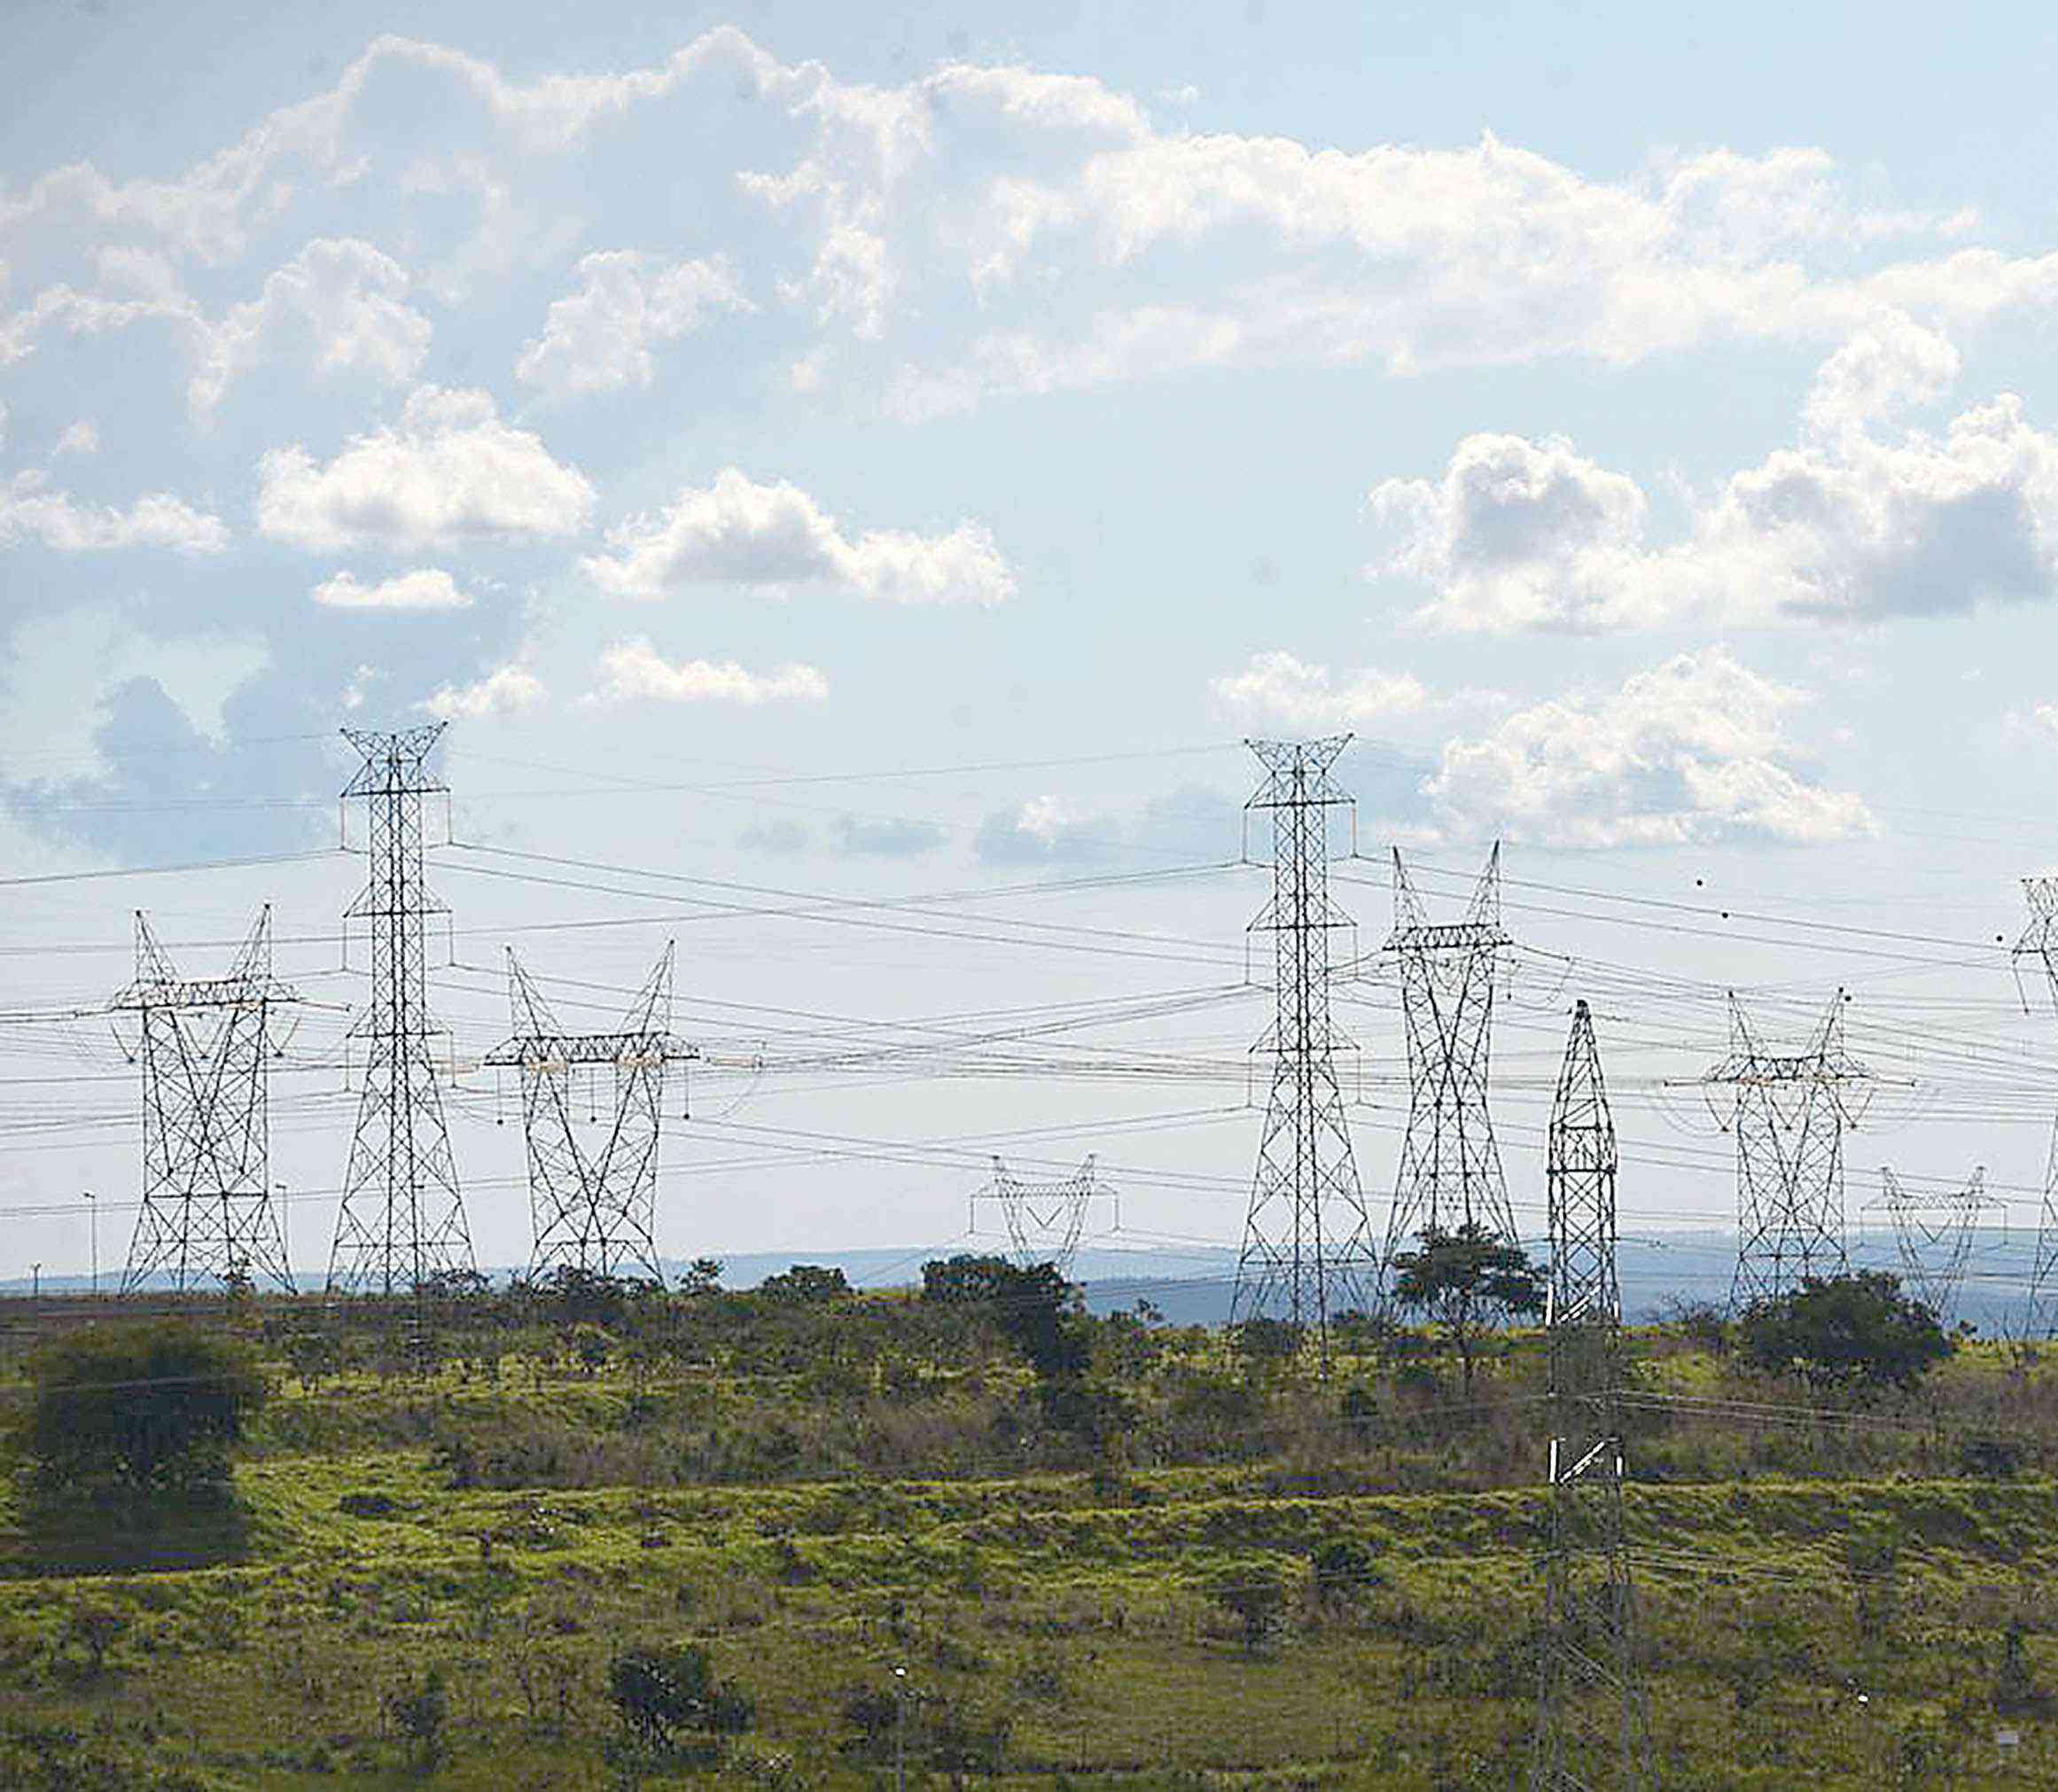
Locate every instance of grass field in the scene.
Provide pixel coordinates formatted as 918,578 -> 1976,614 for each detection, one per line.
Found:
0,1288 -> 2052,1788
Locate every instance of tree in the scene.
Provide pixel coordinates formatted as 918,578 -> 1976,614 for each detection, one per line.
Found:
607,1643 -> 752,1752
1738,1271 -> 1953,1395
757,1263 -> 851,1303
1208,1559 -> 1297,1656
22,1321 -> 267,1510
386,1668 -> 449,1773
921,1254 -> 1088,1383
1387,1223 -> 1545,1390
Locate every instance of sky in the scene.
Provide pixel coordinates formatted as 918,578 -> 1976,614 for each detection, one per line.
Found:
4,1 -> 2058,1292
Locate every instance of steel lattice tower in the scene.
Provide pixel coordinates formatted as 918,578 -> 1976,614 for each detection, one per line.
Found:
485,945 -> 695,1283
972,1155 -> 1116,1277
1703,992 -> 1872,1311
1229,736 -> 1378,1343
1532,1001 -> 1652,1792
327,724 -> 474,1295
116,908 -> 299,1293
2021,1120 -> 2058,1339
2011,882 -> 2058,1336
1381,845 -> 1518,1274
1867,1165 -> 1998,1325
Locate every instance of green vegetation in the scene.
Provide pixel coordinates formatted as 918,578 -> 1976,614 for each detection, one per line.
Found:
0,1263 -> 2047,1787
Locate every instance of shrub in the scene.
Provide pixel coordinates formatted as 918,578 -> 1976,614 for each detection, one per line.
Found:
21,1320 -> 267,1510
608,1642 -> 752,1750
1738,1272 -> 1952,1395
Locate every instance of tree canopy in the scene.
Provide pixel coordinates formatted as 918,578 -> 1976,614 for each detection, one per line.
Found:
1738,1271 -> 1953,1394
1387,1223 -> 1545,1388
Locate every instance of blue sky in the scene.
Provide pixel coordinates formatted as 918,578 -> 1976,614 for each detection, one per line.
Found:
4,2 -> 2058,1286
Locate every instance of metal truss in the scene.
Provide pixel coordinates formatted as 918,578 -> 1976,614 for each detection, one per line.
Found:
485,944 -> 695,1284
2023,1120 -> 2058,1341
116,908 -> 299,1293
971,1155 -> 1117,1277
1703,992 -> 1872,1311
1229,735 -> 1378,1347
327,724 -> 474,1295
1532,1000 -> 1653,1792
1866,1165 -> 1999,1325
1381,845 -> 1519,1274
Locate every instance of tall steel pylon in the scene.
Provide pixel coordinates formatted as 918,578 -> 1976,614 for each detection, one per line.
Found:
1703,992 -> 1872,1311
2010,882 -> 2058,1337
1532,1000 -> 1652,1791
972,1155 -> 1117,1277
2021,1120 -> 2058,1340
1867,1165 -> 1999,1326
1380,845 -> 1518,1275
115,908 -> 299,1293
1229,736 -> 1377,1344
326,724 -> 474,1295
485,945 -> 696,1283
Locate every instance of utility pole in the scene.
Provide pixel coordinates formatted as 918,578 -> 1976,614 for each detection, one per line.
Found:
83,1191 -> 97,1297
327,724 -> 474,1296
485,945 -> 696,1283
1381,845 -> 1519,1281
1228,736 -> 1378,1354
116,908 -> 299,1294
1702,992 -> 1872,1310
30,1263 -> 40,1298
893,1663 -> 908,1792
1532,1000 -> 1652,1790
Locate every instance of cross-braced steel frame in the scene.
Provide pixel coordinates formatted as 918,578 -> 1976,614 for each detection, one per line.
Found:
972,1155 -> 1116,1277
1704,992 -> 1871,1311
1229,736 -> 1377,1345
326,724 -> 474,1295
486,944 -> 695,1284
1867,1165 -> 1998,1326
2011,880 -> 2058,1338
1531,999 -> 1652,1792
117,908 -> 298,1293
1380,845 -> 1518,1277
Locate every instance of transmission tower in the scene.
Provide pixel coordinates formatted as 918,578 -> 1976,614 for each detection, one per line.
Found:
1229,736 -> 1378,1344
972,1156 -> 1118,1276
115,908 -> 299,1293
326,724 -> 474,1295
1381,845 -> 1519,1275
1703,992 -> 1872,1310
2010,883 -> 2058,1336
485,945 -> 696,1283
2020,1120 -> 2058,1339
1867,1165 -> 1999,1325
1532,1000 -> 1652,1792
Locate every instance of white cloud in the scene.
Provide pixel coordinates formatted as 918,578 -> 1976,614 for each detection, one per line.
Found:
1375,336 -> 2058,631
312,568 -> 474,611
1423,650 -> 1875,847
257,385 -> 594,551
0,471 -> 228,552
1210,650 -> 1428,732
515,250 -> 751,398
190,237 -> 431,416
52,421 -> 98,456
423,661 -> 547,720
586,636 -> 829,705
582,468 -> 1014,605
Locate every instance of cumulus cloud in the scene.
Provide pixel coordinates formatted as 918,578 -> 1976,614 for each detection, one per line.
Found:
0,471 -> 228,552
52,421 -> 98,456
586,636 -> 830,705
1375,336 -> 2058,631
975,795 -> 1122,866
1423,650 -> 1874,847
423,661 -> 547,720
190,237 -> 431,415
515,250 -> 751,398
1210,651 -> 1427,732
258,385 -> 594,551
582,469 -> 1014,604
311,568 -> 473,611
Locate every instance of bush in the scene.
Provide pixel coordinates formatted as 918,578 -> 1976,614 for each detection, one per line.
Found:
608,1642 -> 752,1750
1738,1272 -> 1953,1395
20,1320 -> 267,1510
